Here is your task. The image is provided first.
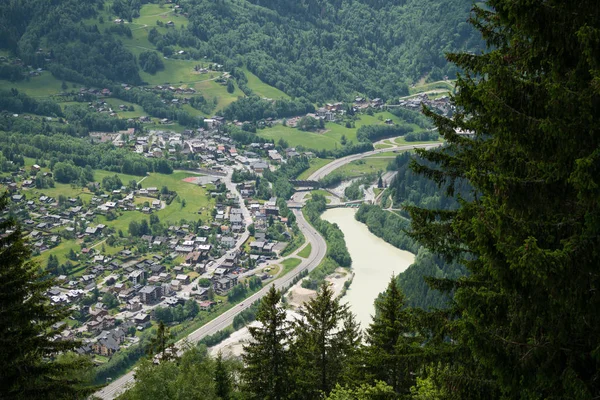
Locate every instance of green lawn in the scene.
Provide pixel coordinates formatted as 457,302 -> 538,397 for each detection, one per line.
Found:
305,190 -> 332,204
258,112 -> 416,151
298,158 -> 335,180
138,58 -> 207,86
281,257 -> 302,276
258,125 -> 340,150
409,80 -> 455,95
195,79 -> 242,112
334,158 -> 393,179
94,170 -> 144,185
243,68 -> 290,99
298,244 -> 312,259
103,98 -> 148,119
0,72 -> 75,98
139,171 -> 214,224
35,240 -> 83,269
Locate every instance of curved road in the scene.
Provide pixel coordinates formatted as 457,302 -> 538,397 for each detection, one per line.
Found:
96,141 -> 439,399
96,210 -> 326,399
308,142 -> 442,181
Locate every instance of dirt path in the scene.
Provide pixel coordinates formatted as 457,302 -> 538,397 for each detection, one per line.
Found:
90,238 -> 107,249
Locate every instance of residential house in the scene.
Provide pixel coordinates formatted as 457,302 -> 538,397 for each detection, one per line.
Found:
139,285 -> 162,304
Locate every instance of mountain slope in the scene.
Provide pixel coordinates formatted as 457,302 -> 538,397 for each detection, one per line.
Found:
1,0 -> 482,103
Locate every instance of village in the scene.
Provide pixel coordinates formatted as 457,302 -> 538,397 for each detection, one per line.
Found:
1,117 -> 316,364
1,57 -> 451,367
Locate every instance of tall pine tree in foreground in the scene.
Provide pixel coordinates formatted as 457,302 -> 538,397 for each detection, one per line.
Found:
215,351 -> 232,400
0,195 -> 92,399
409,0 -> 600,397
290,282 -> 361,399
242,285 -> 292,400
364,276 -> 420,395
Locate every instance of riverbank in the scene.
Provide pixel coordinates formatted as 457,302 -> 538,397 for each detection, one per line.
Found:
321,208 -> 415,329
209,267 -> 354,358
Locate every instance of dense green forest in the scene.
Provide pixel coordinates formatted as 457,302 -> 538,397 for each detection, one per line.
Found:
0,0 -> 140,87
0,0 -> 481,102
355,151 -> 469,309
182,0 -> 482,101
387,152 -> 468,214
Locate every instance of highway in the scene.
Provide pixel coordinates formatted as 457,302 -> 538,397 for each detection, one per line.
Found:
95,210 -> 326,399
95,141 -> 438,399
307,142 -> 443,181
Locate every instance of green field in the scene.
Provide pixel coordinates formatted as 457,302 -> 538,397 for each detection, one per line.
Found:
257,112 -> 416,151
258,125 -> 339,150
243,68 -> 290,99
334,158 -> 393,179
34,240 -> 83,268
409,80 -> 455,95
392,136 -> 442,146
298,244 -> 312,259
94,170 -> 144,185
139,171 -> 214,224
305,190 -> 332,204
140,59 -> 209,86
195,79 -> 242,112
281,257 -> 302,276
0,72 -> 75,98
102,98 -> 148,119
298,158 -> 335,180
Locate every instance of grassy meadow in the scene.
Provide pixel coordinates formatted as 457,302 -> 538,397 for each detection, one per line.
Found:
243,68 -> 290,99
257,111 -> 419,151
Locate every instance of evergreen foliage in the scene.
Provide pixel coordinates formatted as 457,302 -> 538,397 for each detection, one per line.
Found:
364,276 -> 420,395
407,0 -> 600,397
118,346 -> 242,400
138,51 -> 165,74
183,0 -> 483,101
146,321 -> 177,363
242,286 -> 291,400
0,195 -> 93,399
290,283 -> 361,398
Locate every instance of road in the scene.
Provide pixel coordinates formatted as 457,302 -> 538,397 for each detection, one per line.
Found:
307,143 -> 442,181
95,210 -> 326,399
96,142 -> 439,399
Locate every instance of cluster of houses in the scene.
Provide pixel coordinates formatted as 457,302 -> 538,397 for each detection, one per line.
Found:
395,93 -> 453,116
6,190 -> 106,253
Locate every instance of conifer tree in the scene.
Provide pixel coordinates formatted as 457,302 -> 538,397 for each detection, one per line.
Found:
364,276 -> 418,395
290,282 -> 361,399
409,0 -> 600,397
0,195 -> 92,399
214,351 -> 232,400
147,321 -> 177,363
242,285 -> 291,400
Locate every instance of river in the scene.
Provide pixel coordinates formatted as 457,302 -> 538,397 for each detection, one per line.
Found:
321,208 -> 415,330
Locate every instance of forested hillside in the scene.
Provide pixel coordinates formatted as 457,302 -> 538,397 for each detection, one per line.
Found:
356,151 -> 469,309
0,0 -> 140,87
0,0 -> 481,101
183,0 -> 482,101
